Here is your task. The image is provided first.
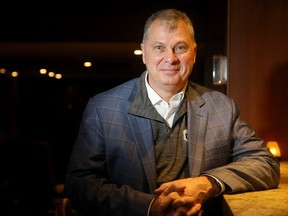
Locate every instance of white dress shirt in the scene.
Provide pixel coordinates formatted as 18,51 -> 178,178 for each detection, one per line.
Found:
145,72 -> 186,127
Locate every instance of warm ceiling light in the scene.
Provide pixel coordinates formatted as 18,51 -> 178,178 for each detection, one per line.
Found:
84,62 -> 92,67
40,68 -> 47,74
267,141 -> 281,158
48,72 -> 55,77
11,71 -> 18,77
134,50 -> 142,55
55,74 -> 62,79
0,68 -> 6,74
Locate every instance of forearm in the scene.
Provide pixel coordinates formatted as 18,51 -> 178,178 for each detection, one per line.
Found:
202,156 -> 280,193
65,175 -> 154,216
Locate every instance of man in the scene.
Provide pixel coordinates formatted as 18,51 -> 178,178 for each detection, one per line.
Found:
64,9 -> 280,216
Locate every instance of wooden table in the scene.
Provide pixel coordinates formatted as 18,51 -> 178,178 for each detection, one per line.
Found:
224,161 -> 288,216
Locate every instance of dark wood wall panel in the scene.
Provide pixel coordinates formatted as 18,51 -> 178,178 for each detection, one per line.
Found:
228,0 -> 288,160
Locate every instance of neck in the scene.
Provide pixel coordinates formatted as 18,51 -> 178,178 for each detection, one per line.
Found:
154,84 -> 184,102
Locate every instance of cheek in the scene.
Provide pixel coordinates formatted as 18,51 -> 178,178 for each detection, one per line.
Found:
154,55 -> 163,63
182,54 -> 196,67
145,54 -> 162,66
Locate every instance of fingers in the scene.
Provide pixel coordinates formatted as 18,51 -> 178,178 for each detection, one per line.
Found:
150,191 -> 181,215
172,196 -> 195,209
186,203 -> 202,216
171,196 -> 202,216
170,206 -> 189,216
151,194 -> 202,216
152,178 -> 206,216
155,182 -> 186,196
156,194 -> 173,211
168,203 -> 202,216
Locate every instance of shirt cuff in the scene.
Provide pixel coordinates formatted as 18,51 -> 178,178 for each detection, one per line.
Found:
147,198 -> 155,216
201,173 -> 225,197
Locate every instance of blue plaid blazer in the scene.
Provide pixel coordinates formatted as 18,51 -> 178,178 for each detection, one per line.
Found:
65,71 -> 280,216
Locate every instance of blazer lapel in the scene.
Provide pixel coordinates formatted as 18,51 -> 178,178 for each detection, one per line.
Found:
127,115 -> 157,193
186,86 -> 208,177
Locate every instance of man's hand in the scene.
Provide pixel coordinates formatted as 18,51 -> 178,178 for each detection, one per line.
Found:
151,176 -> 216,216
150,186 -> 201,216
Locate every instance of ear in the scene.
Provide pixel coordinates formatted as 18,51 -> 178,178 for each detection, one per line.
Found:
141,43 -> 146,64
193,43 -> 197,63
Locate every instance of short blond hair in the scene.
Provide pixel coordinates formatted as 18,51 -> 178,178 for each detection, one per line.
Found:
142,9 -> 196,43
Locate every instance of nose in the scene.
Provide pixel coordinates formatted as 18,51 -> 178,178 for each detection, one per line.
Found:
164,49 -> 178,64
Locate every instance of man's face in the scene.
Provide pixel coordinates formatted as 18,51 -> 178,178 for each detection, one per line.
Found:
141,20 -> 197,93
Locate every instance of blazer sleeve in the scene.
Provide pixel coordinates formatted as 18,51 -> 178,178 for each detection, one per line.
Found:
202,96 -> 280,193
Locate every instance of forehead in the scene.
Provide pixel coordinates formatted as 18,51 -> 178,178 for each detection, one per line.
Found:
150,19 -> 181,33
147,20 -> 192,41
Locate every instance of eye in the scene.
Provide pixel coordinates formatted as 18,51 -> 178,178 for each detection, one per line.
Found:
153,45 -> 165,53
174,44 -> 188,54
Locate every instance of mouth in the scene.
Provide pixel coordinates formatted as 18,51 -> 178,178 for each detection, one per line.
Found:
160,68 -> 180,74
